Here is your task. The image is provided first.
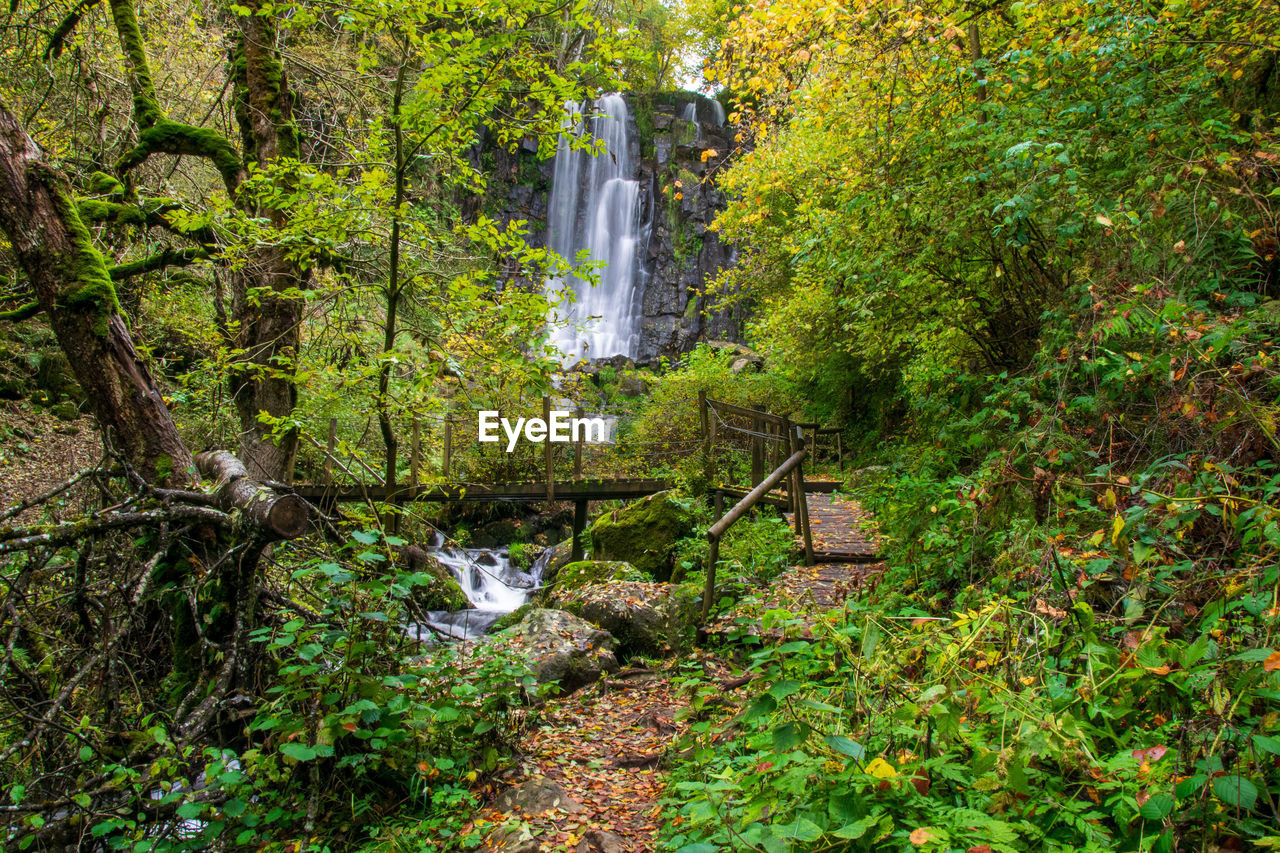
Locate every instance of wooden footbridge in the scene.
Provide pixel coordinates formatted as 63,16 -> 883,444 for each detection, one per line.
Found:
288,393 -> 848,564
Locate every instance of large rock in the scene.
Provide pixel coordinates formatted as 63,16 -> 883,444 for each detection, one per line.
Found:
705,341 -> 764,373
547,560 -> 649,601
589,491 -> 693,581
494,778 -> 584,815
491,609 -> 618,694
558,581 -> 698,658
576,830 -> 626,853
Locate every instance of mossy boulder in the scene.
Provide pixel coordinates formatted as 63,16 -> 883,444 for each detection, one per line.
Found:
547,560 -> 649,603
589,491 -> 693,581
557,581 -> 699,658
491,608 -> 618,695
489,603 -> 534,633
50,402 -> 81,421
34,351 -> 84,404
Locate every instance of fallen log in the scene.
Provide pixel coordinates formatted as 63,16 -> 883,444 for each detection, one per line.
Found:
195,450 -> 309,540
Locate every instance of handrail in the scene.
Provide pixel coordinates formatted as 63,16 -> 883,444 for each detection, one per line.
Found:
707,448 -> 806,541
701,426 -> 814,623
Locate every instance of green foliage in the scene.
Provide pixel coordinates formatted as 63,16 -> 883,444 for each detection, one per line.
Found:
665,592 -> 1280,852
38,529 -> 540,851
709,0 -> 1279,424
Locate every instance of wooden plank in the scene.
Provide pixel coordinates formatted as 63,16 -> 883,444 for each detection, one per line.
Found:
813,550 -> 882,564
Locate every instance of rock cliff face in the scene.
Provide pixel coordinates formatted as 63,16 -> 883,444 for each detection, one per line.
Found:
484,92 -> 745,365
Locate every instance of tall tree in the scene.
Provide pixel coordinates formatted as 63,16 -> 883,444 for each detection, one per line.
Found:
106,0 -> 308,481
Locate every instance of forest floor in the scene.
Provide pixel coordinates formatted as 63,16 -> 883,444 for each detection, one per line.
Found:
0,401 -> 100,522
472,492 -> 883,852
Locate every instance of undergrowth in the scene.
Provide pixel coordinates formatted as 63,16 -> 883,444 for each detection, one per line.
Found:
661,281 -> 1280,852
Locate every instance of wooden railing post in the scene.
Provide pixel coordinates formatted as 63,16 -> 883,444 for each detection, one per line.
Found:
410,417 -> 420,492
698,389 -> 710,454
707,401 -> 718,483
573,405 -> 584,480
543,395 -> 554,502
571,499 -> 587,562
836,431 -> 845,471
781,414 -> 794,517
702,536 -> 720,624
442,416 -> 452,479
751,415 -> 763,487
325,417 -> 337,485
793,425 -> 815,566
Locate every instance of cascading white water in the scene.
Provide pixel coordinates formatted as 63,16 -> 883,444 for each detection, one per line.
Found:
406,532 -> 545,641
545,94 -> 643,365
681,102 -> 702,144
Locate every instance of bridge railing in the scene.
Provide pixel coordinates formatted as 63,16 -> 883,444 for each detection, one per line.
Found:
292,395 -> 704,497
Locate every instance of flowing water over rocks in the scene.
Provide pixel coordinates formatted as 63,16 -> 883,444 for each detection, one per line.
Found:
408,531 -> 555,641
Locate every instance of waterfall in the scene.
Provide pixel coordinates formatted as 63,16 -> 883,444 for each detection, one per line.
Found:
545,94 -> 643,365
711,99 -> 726,126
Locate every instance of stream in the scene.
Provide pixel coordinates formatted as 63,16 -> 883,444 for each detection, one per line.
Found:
407,531 -> 556,641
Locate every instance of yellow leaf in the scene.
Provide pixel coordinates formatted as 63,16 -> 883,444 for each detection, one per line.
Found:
866,756 -> 896,778
1096,214 -> 1113,227
1111,513 -> 1125,545
910,827 -> 934,845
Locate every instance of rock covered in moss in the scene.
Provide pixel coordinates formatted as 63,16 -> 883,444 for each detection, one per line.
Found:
589,491 -> 693,581
490,608 -> 617,695
547,560 -> 649,603
489,603 -> 533,633
557,581 -> 698,658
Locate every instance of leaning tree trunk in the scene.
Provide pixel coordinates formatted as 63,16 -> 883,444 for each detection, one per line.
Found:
0,101 -> 196,487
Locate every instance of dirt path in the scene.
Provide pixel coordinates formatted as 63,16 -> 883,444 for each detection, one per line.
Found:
473,657 -> 730,852
475,492 -> 881,852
